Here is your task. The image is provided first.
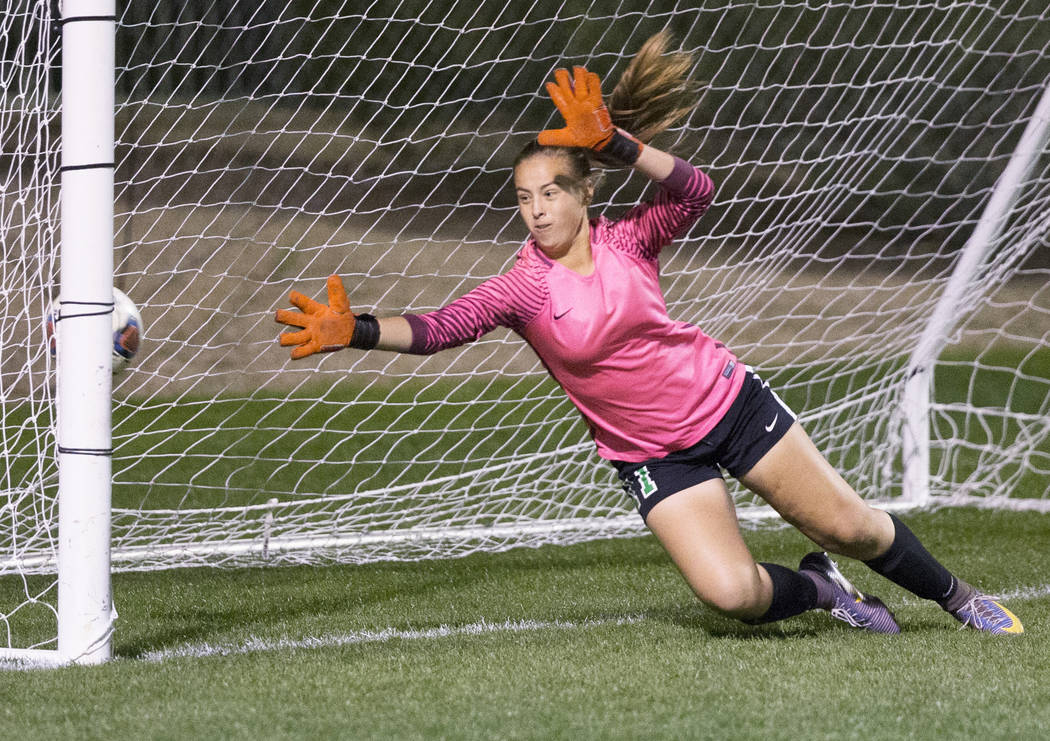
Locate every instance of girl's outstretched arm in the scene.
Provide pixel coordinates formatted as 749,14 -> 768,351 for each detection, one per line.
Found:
375,316 -> 413,352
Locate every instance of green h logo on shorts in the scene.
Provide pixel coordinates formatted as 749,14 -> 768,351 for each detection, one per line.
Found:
633,466 -> 658,500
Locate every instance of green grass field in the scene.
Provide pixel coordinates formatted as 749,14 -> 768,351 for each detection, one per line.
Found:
90,344 -> 1045,519
2,347 -> 1049,738
2,507 -> 1049,739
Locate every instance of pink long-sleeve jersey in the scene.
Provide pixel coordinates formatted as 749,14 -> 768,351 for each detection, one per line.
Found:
403,158 -> 744,463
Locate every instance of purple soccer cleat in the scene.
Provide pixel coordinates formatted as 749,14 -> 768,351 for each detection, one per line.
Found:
948,592 -> 1024,635
800,552 -> 901,634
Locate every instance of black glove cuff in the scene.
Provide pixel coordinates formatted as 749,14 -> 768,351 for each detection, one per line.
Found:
597,130 -> 641,166
349,313 -> 380,350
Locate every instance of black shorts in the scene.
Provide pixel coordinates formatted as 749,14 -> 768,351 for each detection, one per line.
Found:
612,368 -> 797,521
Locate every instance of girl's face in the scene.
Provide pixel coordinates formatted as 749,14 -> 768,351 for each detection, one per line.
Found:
514,153 -> 591,256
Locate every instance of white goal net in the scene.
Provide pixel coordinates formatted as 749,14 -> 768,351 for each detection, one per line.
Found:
2,1 -> 1049,659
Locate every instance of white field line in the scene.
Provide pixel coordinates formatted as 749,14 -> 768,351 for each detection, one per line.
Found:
140,582 -> 1050,663
139,614 -> 649,663
897,582 -> 1050,607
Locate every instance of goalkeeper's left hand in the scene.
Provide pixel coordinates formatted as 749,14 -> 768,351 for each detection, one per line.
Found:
537,66 -> 642,166
276,274 -> 355,359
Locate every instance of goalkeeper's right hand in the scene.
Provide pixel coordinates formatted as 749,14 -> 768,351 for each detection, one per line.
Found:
276,274 -> 355,359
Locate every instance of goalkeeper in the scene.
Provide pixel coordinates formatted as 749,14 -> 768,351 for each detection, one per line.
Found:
276,33 -> 1022,635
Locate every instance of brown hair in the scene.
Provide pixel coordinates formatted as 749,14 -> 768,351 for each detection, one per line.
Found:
607,30 -> 700,144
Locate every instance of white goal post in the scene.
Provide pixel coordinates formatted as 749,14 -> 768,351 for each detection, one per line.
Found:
2,1 -> 1049,666
902,80 -> 1050,508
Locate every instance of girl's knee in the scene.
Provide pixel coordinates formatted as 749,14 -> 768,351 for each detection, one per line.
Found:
695,568 -> 768,620
813,507 -> 892,560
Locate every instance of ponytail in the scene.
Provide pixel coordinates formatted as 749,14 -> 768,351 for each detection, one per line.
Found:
607,30 -> 700,144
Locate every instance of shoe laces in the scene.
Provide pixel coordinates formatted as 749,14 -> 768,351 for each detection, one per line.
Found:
956,593 -> 1005,630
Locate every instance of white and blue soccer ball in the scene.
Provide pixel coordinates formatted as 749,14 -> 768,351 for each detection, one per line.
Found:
46,287 -> 143,373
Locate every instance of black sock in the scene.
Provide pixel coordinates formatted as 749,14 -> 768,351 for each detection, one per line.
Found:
745,563 -> 819,624
863,514 -> 963,605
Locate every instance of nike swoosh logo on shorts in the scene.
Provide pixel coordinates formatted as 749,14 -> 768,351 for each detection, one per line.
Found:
765,414 -> 779,432
554,309 -> 571,320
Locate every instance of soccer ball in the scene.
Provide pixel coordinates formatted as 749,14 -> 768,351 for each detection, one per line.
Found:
111,288 -> 143,372
45,287 -> 143,373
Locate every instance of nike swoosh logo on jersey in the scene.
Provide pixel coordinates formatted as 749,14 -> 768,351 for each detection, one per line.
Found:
765,414 -> 778,432
554,309 -> 572,320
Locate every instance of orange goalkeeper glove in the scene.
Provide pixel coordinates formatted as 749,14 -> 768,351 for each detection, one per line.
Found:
276,274 -> 363,359
537,66 -> 642,166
